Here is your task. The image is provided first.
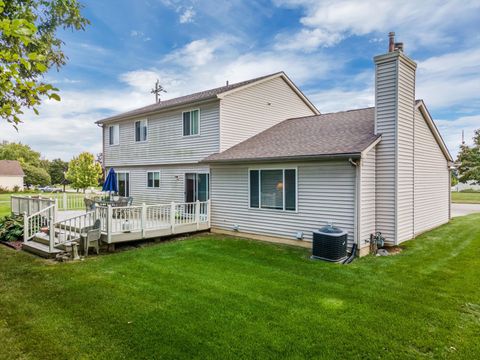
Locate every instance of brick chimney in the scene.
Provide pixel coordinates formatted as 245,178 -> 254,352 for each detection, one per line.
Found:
374,33 -> 417,245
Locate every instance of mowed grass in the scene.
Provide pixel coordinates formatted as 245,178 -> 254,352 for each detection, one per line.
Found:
452,191 -> 480,204
1,216 -> 480,359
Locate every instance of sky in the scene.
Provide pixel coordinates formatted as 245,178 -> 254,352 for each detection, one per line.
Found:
1,0 -> 479,160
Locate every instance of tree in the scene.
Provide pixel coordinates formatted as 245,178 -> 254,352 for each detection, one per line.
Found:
49,158 -> 68,185
456,129 -> 480,185
0,141 -> 41,166
0,0 -> 89,126
23,162 -> 50,186
66,152 -> 102,192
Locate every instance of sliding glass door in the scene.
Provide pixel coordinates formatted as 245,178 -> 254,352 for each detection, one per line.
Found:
117,172 -> 130,197
185,173 -> 209,202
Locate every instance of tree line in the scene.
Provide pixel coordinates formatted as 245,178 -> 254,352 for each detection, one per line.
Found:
0,141 -> 102,192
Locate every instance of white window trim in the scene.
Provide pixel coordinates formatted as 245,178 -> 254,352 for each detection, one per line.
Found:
146,170 -> 160,188
116,171 -> 130,197
182,108 -> 201,137
248,167 -> 298,213
183,172 -> 210,202
134,119 -> 148,143
108,124 -> 119,146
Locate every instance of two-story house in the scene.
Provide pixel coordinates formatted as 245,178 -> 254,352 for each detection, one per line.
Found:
97,72 -> 318,205
97,34 -> 453,256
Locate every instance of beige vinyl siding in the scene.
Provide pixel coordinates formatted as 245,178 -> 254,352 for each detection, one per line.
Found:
104,101 -> 220,168
396,57 -> 416,243
413,108 -> 449,234
210,160 -> 356,247
219,77 -> 316,151
0,176 -> 24,190
374,57 -> 397,244
360,147 -> 376,245
112,164 -> 210,205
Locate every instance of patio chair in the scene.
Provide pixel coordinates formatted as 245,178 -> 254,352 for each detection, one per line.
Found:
80,219 -> 101,256
84,198 -> 96,212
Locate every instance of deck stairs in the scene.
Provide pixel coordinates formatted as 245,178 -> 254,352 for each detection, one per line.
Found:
22,228 -> 82,258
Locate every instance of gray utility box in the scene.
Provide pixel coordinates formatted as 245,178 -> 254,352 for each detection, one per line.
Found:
311,224 -> 348,262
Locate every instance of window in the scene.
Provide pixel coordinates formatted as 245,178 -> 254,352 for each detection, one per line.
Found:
147,171 -> 160,188
183,109 -> 199,136
109,124 -> 119,145
185,173 -> 209,202
135,120 -> 147,142
249,169 -> 296,211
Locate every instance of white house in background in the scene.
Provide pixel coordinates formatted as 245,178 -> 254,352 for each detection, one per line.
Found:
96,33 -> 453,255
0,160 -> 24,191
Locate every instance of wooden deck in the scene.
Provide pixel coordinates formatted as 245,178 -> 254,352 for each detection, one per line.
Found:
13,195 -> 211,257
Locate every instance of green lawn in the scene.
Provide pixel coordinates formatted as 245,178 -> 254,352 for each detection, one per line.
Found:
0,193 -> 13,217
452,191 -> 480,204
1,216 -> 480,359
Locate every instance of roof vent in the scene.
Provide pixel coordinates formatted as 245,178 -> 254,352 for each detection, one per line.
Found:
394,42 -> 404,52
388,32 -> 395,52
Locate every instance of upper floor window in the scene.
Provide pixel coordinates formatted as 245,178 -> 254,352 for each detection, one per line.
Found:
109,124 -> 119,146
147,171 -> 160,188
249,169 -> 297,211
135,119 -> 148,142
183,109 -> 199,136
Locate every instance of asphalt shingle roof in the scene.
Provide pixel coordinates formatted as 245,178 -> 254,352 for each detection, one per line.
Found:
202,107 -> 380,162
97,72 -> 283,124
0,160 -> 24,176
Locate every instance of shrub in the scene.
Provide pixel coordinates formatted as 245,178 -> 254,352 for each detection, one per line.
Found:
0,215 -> 24,242
0,186 -> 9,194
13,185 -> 20,192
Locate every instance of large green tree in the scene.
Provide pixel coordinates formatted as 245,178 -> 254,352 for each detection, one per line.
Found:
0,0 -> 89,126
0,141 -> 41,166
65,152 -> 102,192
23,162 -> 50,186
456,129 -> 480,184
49,158 -> 68,185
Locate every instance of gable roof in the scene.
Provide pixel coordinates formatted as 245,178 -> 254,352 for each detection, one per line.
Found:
415,100 -> 453,162
96,72 -> 319,124
202,107 -> 380,163
0,160 -> 24,176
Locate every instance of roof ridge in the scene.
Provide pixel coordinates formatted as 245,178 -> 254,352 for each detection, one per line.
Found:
283,106 -> 375,122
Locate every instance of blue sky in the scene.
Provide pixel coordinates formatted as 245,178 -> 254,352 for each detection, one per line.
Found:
1,0 -> 480,160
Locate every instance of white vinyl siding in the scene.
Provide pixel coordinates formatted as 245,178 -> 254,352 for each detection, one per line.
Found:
104,101 -> 219,167
374,56 -> 398,244
219,76 -> 316,151
112,164 -> 210,205
210,161 -> 356,247
413,108 -> 449,234
360,147 -> 376,246
0,176 -> 24,191
396,57 -> 416,243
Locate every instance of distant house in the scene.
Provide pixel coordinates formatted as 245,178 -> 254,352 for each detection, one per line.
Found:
96,33 -> 453,255
0,160 -> 24,191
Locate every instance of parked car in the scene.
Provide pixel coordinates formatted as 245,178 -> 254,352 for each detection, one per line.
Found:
38,186 -> 62,193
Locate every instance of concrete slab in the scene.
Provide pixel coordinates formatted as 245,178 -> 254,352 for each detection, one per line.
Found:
451,203 -> 480,217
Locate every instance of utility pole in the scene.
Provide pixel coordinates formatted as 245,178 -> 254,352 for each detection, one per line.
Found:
151,79 -> 166,103
462,130 -> 465,145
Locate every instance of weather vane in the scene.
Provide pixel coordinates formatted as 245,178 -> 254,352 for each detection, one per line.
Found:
151,79 -> 167,103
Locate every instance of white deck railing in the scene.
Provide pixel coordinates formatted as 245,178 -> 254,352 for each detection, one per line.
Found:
55,211 -> 96,247
23,204 -> 56,250
52,193 -> 86,211
12,196 -> 55,216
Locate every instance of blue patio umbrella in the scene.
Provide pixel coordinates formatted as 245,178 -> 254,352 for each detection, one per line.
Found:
102,168 -> 118,194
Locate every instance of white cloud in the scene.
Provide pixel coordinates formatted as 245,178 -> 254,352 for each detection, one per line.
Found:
130,30 -> 151,42
179,7 -> 195,23
436,115 -> 480,158
416,48 -> 480,108
308,87 -> 374,113
273,0 -> 480,51
275,28 -> 343,52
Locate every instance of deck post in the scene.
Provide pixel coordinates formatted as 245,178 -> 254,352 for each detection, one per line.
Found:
23,212 -> 28,243
141,203 -> 147,238
27,196 -> 32,216
63,192 -> 67,210
207,200 -> 211,228
170,202 -> 176,233
107,205 -> 112,243
195,200 -> 200,230
49,215 -> 55,253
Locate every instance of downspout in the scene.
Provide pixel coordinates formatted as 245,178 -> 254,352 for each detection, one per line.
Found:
349,158 -> 361,256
